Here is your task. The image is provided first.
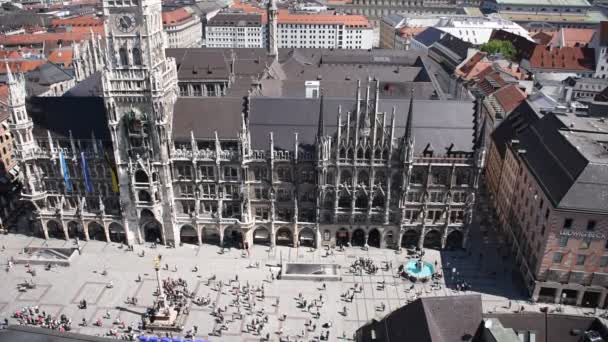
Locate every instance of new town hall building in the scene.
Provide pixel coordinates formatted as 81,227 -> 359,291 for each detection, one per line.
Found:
5,0 -> 485,250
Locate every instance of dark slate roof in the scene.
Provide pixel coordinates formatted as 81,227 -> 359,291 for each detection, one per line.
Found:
490,100 -> 540,158
172,96 -> 244,140
28,62 -> 74,85
26,96 -> 111,141
516,114 -> 586,207
484,313 -> 607,342
434,33 -> 472,61
493,102 -> 608,212
258,79 -> 437,99
247,96 -> 476,152
413,27 -> 445,48
0,325 -> 116,341
356,295 -> 483,342
63,72 -> 102,97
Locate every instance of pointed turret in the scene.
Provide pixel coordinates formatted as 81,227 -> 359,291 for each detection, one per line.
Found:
267,0 -> 278,57
404,88 -> 414,143
5,62 -> 14,84
317,89 -> 325,139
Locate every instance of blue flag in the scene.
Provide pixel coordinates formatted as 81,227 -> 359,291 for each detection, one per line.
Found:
59,150 -> 72,192
81,152 -> 92,193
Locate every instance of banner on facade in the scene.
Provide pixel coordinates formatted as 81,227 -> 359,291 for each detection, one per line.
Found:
81,152 -> 93,193
59,150 -> 72,192
104,152 -> 119,193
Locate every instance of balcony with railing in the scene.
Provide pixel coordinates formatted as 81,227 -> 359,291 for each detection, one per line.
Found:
414,156 -> 473,165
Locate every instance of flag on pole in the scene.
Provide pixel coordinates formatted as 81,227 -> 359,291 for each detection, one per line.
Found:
104,152 -> 119,193
59,150 -> 72,192
81,152 -> 93,193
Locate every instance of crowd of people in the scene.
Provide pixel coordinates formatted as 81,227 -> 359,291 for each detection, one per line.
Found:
349,257 -> 380,275
13,306 -> 71,332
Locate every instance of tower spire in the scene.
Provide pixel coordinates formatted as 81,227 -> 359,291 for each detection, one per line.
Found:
267,0 -> 278,57
5,62 -> 14,84
317,89 -> 325,138
404,88 -> 414,142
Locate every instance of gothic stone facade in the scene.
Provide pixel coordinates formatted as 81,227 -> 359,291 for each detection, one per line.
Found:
7,0 -> 485,250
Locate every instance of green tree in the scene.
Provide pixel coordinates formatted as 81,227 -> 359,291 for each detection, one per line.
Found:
480,40 -> 517,60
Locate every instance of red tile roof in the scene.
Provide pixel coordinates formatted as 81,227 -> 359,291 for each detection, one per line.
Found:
476,71 -> 508,96
528,45 -> 595,71
230,1 -> 368,27
278,11 -> 370,28
456,51 -> 488,80
551,28 -> 595,47
492,84 -> 526,114
0,60 -> 46,74
51,15 -> 103,28
162,8 -> 194,25
532,31 -> 555,45
398,27 -> 426,39
0,29 -> 104,46
47,49 -> 73,66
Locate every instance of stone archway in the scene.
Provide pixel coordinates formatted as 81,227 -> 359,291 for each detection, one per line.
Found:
202,227 -> 220,245
446,230 -> 464,250
109,222 -> 125,243
224,227 -> 244,249
336,228 -> 349,246
47,220 -> 64,239
87,222 -> 106,241
143,220 -> 163,243
67,221 -> 85,240
401,229 -> 419,248
368,228 -> 381,248
180,225 -> 198,245
140,209 -> 162,244
253,226 -> 271,245
423,230 -> 442,249
298,227 -> 315,247
275,227 -> 293,247
352,228 -> 365,247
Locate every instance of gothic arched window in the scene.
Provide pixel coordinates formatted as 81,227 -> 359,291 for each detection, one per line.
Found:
119,47 -> 129,66
355,191 -> 368,208
340,170 -> 352,185
372,193 -> 385,208
132,48 -> 142,66
358,171 -> 369,187
338,191 -> 350,208
135,169 -> 149,183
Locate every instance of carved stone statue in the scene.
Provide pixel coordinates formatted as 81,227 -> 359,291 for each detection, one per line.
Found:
99,196 -> 105,214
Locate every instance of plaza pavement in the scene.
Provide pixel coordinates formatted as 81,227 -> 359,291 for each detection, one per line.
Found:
0,223 -> 603,341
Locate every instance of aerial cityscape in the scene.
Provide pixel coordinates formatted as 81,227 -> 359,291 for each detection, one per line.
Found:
0,0 -> 608,340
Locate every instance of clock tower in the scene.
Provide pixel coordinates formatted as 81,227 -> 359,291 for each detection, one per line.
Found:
101,0 -> 179,245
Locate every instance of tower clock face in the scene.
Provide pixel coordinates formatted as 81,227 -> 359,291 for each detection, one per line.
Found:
114,13 -> 137,33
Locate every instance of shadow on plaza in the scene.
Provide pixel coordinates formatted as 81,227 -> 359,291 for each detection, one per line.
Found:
436,246 -> 529,301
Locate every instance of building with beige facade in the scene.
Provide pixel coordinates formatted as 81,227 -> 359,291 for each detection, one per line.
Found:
487,100 -> 608,308
162,7 -> 202,48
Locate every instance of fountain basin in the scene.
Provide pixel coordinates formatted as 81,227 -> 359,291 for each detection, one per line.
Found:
281,262 -> 341,281
14,247 -> 78,266
404,260 -> 435,281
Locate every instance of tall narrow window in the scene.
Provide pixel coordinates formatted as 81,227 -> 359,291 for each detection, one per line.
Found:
119,47 -> 129,66
132,48 -> 142,66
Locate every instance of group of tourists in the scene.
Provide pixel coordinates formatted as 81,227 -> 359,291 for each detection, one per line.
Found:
349,257 -> 379,275
13,306 -> 71,332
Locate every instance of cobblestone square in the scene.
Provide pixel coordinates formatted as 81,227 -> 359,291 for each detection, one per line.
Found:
0,225 -> 601,341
